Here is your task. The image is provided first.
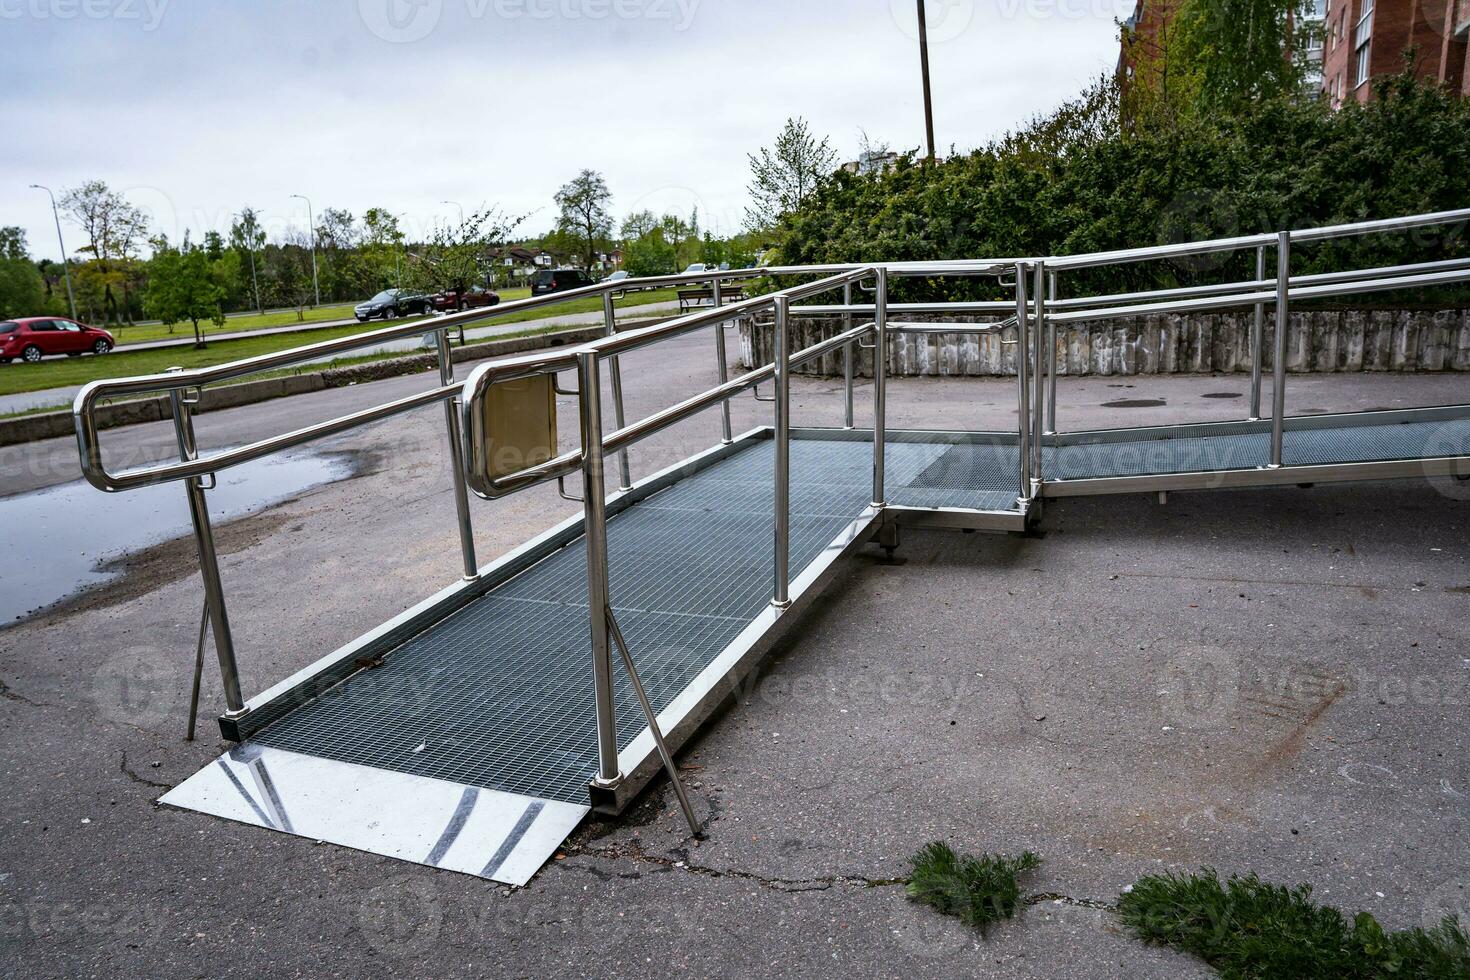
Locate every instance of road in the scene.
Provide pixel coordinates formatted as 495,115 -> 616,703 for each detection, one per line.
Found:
0,299 -> 679,417
1,341 -> 1467,978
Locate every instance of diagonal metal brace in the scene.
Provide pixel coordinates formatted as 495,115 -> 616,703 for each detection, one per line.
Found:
605,607 -> 703,839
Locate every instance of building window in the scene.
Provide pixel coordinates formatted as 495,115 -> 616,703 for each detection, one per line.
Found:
1353,0 -> 1373,86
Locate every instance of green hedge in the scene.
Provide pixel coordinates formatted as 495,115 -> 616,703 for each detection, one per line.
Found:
777,74 -> 1470,304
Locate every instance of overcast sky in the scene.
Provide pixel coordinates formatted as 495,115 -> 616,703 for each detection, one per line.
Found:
4,0 -> 1128,260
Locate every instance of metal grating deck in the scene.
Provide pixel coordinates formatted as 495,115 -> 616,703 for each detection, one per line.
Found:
252,436 -> 989,804
1046,416 -> 1470,480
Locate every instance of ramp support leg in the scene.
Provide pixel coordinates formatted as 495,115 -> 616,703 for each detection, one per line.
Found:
872,268 -> 888,507
1014,266 -> 1032,507
435,330 -> 478,578
602,293 -> 633,490
1269,231 -> 1290,467
773,295 -> 792,608
607,608 -> 703,839
167,374 -> 244,717
842,282 -> 855,430
578,351 -> 623,792
1249,244 -> 1266,421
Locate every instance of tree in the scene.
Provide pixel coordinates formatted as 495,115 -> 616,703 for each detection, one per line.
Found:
745,117 -> 838,231
0,227 -> 27,261
0,258 -> 45,318
230,208 -> 267,312
555,170 -> 613,272
59,180 -> 148,325
360,208 -> 406,289
1173,0 -> 1317,113
145,237 -> 227,347
406,208 -> 525,299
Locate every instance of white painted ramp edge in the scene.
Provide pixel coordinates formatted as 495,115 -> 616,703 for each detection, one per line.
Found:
160,743 -> 588,886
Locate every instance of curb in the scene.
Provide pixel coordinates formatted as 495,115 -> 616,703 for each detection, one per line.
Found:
0,326 -> 605,448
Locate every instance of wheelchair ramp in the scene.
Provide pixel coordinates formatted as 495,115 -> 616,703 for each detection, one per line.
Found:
164,433 -> 1017,884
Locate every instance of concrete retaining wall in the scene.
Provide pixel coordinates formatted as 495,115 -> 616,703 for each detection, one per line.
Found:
0,326 -> 603,448
739,309 -> 1470,377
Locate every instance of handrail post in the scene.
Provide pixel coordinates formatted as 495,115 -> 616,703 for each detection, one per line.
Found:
1014,265 -> 1031,505
712,276 -> 733,444
1269,231 -> 1290,467
1045,270 -> 1058,437
842,281 -> 855,429
772,294 -> 792,609
1032,262 -> 1047,490
872,268 -> 888,507
1249,244 -> 1266,421
577,350 -> 621,790
601,292 -> 633,490
166,371 -> 244,715
435,329 -> 477,579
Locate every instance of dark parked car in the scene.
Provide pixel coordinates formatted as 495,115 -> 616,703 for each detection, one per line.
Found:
354,289 -> 433,321
0,317 -> 115,363
431,285 -> 501,312
530,269 -> 597,296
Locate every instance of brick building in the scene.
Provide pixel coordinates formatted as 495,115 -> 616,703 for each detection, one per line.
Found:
1119,0 -> 1469,106
1321,0 -> 1468,104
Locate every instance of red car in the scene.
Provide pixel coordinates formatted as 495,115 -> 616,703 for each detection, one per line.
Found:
0,317 -> 115,363
431,285 -> 501,312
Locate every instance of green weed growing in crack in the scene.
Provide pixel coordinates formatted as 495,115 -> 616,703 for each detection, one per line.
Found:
1118,868 -> 1470,979
905,842 -> 1041,933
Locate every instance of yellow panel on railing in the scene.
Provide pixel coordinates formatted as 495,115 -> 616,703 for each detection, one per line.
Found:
480,375 -> 558,480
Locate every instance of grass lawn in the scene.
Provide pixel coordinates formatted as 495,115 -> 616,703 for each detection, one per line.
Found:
111,303 -> 362,346
105,286 -> 678,348
1,288 -> 681,403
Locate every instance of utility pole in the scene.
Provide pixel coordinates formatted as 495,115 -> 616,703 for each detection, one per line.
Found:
290,193 -> 321,307
30,184 -> 77,319
916,0 -> 937,164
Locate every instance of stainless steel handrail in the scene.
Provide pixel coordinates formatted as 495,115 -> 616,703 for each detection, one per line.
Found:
1045,206 -> 1470,271
72,205 -> 1470,737
1045,265 -> 1470,324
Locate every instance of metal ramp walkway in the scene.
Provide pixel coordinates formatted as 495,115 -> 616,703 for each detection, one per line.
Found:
73,208 -> 1469,886
160,432 -> 1021,883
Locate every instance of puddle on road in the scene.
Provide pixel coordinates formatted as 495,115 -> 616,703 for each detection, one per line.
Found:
1101,398 -> 1167,408
0,451 -> 354,626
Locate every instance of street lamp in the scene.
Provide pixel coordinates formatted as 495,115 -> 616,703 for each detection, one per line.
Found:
916,0 -> 936,164
29,184 -> 77,319
441,200 -> 465,226
290,193 -> 321,307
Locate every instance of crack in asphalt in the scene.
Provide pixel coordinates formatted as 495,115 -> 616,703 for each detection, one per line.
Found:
119,751 -> 173,790
565,840 -> 906,893
0,677 -> 45,706
1025,891 -> 1116,911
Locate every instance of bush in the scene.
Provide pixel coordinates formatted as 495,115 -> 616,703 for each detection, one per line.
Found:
777,72 -> 1470,304
1119,868 -> 1470,979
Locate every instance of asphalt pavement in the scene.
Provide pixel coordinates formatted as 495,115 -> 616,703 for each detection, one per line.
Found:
1,337 -> 1466,978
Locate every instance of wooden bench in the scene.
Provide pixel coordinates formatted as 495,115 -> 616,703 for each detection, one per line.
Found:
677,285 -> 746,314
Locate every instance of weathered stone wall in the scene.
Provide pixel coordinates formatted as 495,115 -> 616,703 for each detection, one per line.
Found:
738,309 -> 1470,377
